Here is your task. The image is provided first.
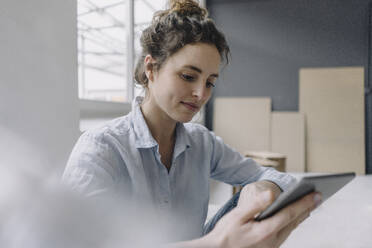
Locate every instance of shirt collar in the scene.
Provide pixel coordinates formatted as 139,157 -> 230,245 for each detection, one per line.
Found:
131,96 -> 191,152
173,122 -> 191,158
131,96 -> 158,148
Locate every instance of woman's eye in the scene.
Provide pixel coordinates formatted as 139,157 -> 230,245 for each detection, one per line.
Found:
206,82 -> 215,88
181,74 -> 195,81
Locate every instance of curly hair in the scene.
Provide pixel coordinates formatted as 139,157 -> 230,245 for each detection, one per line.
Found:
134,0 -> 230,88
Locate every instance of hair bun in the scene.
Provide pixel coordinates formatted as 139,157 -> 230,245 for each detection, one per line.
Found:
169,0 -> 208,19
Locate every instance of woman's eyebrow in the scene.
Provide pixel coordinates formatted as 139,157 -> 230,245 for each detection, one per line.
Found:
183,65 -> 219,78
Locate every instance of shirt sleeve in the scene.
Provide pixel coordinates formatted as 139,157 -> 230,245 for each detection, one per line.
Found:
62,130 -> 128,199
209,131 -> 297,192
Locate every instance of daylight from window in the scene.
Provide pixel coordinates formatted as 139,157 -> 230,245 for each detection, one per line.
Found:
77,0 -> 166,102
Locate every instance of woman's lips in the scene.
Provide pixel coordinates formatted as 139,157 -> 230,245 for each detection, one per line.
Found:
181,101 -> 200,112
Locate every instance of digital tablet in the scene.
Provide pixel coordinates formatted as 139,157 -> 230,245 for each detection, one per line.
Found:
255,172 -> 356,221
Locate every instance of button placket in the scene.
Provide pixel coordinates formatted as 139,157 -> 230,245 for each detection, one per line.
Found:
157,160 -> 171,208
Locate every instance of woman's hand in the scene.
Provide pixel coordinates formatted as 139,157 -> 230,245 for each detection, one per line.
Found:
238,181 -> 282,209
203,184 -> 322,248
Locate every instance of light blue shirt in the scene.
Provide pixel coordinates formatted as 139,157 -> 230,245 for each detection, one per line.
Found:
62,97 -> 296,240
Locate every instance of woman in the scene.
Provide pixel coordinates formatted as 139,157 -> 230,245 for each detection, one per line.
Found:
63,0 -> 321,247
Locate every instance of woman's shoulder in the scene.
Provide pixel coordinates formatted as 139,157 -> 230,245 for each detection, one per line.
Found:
80,114 -> 132,143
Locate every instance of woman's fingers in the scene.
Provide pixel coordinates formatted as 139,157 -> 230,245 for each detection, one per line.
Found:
259,192 -> 321,234
238,182 -> 278,210
235,190 -> 276,223
275,208 -> 311,245
209,191 -> 320,248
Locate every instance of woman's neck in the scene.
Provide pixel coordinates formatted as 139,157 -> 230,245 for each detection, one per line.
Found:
140,99 -> 177,145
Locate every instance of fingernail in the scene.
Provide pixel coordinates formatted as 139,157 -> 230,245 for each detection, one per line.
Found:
313,193 -> 322,207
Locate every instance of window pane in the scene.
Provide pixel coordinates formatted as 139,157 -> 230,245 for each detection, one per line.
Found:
78,0 -> 127,102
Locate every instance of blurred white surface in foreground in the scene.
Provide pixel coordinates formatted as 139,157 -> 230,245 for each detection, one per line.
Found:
0,127 -> 171,248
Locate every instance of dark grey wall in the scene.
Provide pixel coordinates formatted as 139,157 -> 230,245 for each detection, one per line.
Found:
206,0 -> 371,130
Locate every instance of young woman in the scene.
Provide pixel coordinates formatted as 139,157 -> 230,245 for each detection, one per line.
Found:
63,0 -> 321,247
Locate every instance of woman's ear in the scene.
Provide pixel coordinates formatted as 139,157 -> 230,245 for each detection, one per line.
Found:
144,54 -> 156,82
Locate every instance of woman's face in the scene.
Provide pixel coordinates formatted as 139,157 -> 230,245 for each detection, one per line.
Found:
146,42 -> 221,123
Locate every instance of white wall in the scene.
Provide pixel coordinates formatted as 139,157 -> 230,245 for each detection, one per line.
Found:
0,0 -> 79,175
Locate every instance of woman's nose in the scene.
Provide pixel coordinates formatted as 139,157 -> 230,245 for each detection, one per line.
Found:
192,82 -> 207,101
